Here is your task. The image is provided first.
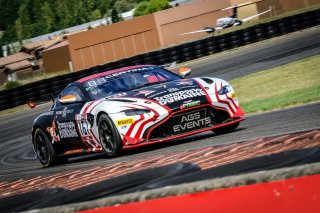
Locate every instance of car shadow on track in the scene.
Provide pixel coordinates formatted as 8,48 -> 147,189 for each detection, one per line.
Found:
67,128 -> 246,166
121,127 -> 245,156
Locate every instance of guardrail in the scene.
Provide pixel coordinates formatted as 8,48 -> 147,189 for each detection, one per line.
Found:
0,8 -> 319,111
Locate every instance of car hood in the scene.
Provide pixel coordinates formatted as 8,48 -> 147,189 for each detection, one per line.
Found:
106,79 -> 209,111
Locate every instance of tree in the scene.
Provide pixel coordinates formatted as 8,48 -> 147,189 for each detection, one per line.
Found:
133,1 -> 149,17
30,0 -> 49,35
0,35 -> 5,57
2,0 -> 152,45
89,9 -> 102,21
133,0 -> 169,17
41,2 -> 55,33
0,0 -> 22,31
55,0 -> 73,29
2,24 -> 17,43
16,3 -> 33,39
111,8 -> 123,23
114,0 -> 139,13
147,0 -> 169,13
14,19 -> 23,41
96,0 -> 112,16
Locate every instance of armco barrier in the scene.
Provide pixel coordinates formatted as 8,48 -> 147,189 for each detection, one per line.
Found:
0,8 -> 319,111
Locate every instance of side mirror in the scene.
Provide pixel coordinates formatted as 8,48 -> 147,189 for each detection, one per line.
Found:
27,101 -> 36,109
59,95 -> 77,104
178,67 -> 191,78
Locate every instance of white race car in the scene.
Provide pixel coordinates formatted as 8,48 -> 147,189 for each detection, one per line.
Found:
31,65 -> 245,167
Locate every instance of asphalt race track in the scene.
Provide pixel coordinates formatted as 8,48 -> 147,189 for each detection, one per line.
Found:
0,27 -> 319,182
186,26 -> 320,80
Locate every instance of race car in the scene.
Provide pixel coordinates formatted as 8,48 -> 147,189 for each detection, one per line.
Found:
30,65 -> 245,167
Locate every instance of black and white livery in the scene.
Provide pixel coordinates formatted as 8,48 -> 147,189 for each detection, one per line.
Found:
30,65 -> 245,167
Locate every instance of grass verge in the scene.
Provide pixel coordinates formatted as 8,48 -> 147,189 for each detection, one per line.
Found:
0,70 -> 69,91
0,104 -> 32,117
231,55 -> 320,114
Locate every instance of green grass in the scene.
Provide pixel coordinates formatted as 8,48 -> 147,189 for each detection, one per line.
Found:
0,104 -> 31,116
231,55 -> 320,113
0,70 -> 69,91
240,85 -> 320,113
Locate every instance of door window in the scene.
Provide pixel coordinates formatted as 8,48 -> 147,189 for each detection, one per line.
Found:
60,86 -> 85,102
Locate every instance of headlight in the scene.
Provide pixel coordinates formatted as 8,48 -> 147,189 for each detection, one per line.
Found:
122,109 -> 151,116
218,85 -> 231,95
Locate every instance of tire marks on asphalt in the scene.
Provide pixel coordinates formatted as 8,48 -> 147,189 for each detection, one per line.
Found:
1,129 -> 319,198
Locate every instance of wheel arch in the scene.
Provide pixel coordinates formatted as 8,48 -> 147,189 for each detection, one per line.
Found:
96,111 -> 109,126
32,125 -> 43,145
32,116 -> 53,145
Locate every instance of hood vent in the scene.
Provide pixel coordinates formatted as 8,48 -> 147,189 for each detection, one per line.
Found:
201,78 -> 214,84
106,99 -> 137,103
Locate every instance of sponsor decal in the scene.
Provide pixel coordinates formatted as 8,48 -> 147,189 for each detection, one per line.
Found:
42,111 -> 54,116
173,112 -> 211,133
107,92 -> 127,99
105,67 -> 152,79
134,90 -> 154,96
65,149 -> 83,155
75,114 -> 84,121
47,121 -> 60,143
144,100 -> 152,104
86,67 -> 153,87
116,118 -> 134,126
86,78 -> 107,87
154,89 -> 205,105
148,90 -> 167,98
168,88 -> 179,92
56,107 -> 74,117
179,85 -> 199,89
231,92 -> 237,98
57,121 -> 78,139
77,120 -> 91,136
177,80 -> 194,86
153,84 -> 167,89
120,125 -> 128,129
180,100 -> 201,109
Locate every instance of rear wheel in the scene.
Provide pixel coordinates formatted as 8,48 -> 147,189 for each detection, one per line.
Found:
213,122 -> 239,135
33,128 -> 57,167
98,114 -> 122,157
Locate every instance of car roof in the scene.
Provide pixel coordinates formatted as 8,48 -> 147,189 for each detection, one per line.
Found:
77,65 -> 155,83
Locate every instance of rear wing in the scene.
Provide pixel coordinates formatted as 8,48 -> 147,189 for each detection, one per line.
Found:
27,94 -> 55,109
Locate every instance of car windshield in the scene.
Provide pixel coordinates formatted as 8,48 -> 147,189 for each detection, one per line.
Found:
82,66 -> 182,100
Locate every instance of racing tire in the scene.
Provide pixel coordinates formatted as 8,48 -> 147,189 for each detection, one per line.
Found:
213,122 -> 239,135
98,114 -> 123,158
33,128 -> 57,167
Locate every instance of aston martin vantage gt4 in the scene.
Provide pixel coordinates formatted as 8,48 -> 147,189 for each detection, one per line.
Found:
31,65 -> 245,167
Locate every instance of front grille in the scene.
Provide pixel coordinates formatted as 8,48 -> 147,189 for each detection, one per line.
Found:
147,107 -> 230,140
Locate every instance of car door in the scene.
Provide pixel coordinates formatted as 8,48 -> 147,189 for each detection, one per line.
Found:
54,85 -> 88,151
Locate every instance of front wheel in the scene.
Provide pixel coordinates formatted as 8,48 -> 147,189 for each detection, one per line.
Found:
33,128 -> 57,167
213,122 -> 239,135
98,114 -> 123,157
